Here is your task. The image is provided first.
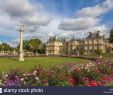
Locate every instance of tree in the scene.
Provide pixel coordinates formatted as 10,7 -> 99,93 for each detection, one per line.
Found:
17,40 -> 29,51
23,40 -> 29,51
17,39 -> 45,54
1,43 -> 12,51
0,44 -> 3,51
109,28 -> 113,43
38,43 -> 46,54
28,39 -> 42,54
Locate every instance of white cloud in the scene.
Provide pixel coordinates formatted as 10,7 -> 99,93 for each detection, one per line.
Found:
22,14 -> 52,26
59,17 -> 100,31
59,0 -> 113,37
0,11 -> 18,30
76,0 -> 113,17
24,17 -> 62,41
0,0 -> 52,42
0,0 -> 36,17
0,0 -> 52,28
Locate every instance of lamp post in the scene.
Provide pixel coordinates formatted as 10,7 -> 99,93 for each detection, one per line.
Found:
18,24 -> 24,61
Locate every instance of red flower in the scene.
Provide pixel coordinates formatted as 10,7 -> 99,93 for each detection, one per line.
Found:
90,81 -> 98,86
85,80 -> 98,86
68,78 -> 76,86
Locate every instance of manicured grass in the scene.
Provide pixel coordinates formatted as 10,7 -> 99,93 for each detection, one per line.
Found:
0,57 -> 87,72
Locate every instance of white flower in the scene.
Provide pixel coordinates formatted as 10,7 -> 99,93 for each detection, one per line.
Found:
33,71 -> 37,76
5,74 -> 8,78
20,78 -> 24,81
35,77 -> 39,81
34,71 -> 37,73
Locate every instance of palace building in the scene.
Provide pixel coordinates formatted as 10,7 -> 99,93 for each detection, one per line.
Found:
46,31 -> 113,55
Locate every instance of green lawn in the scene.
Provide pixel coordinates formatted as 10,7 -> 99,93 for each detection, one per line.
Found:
0,57 -> 87,72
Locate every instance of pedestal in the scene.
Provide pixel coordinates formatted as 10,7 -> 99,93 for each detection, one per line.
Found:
19,51 -> 24,61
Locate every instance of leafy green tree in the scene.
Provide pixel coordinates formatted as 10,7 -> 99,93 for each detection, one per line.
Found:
17,40 -> 29,51
1,43 -> 11,51
0,44 -> 3,51
17,39 -> 45,54
23,40 -> 29,51
109,28 -> 113,43
28,39 -> 42,54
38,43 -> 46,54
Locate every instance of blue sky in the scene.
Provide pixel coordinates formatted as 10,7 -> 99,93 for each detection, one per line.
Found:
32,0 -> 107,14
31,0 -> 104,16
0,0 -> 113,46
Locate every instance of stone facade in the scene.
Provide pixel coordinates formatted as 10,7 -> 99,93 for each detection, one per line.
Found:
46,31 -> 113,55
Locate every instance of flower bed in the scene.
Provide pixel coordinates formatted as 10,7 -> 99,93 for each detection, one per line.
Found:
0,58 -> 113,86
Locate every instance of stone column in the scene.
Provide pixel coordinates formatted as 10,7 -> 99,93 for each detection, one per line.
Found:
18,24 -> 24,61
13,49 -> 16,56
